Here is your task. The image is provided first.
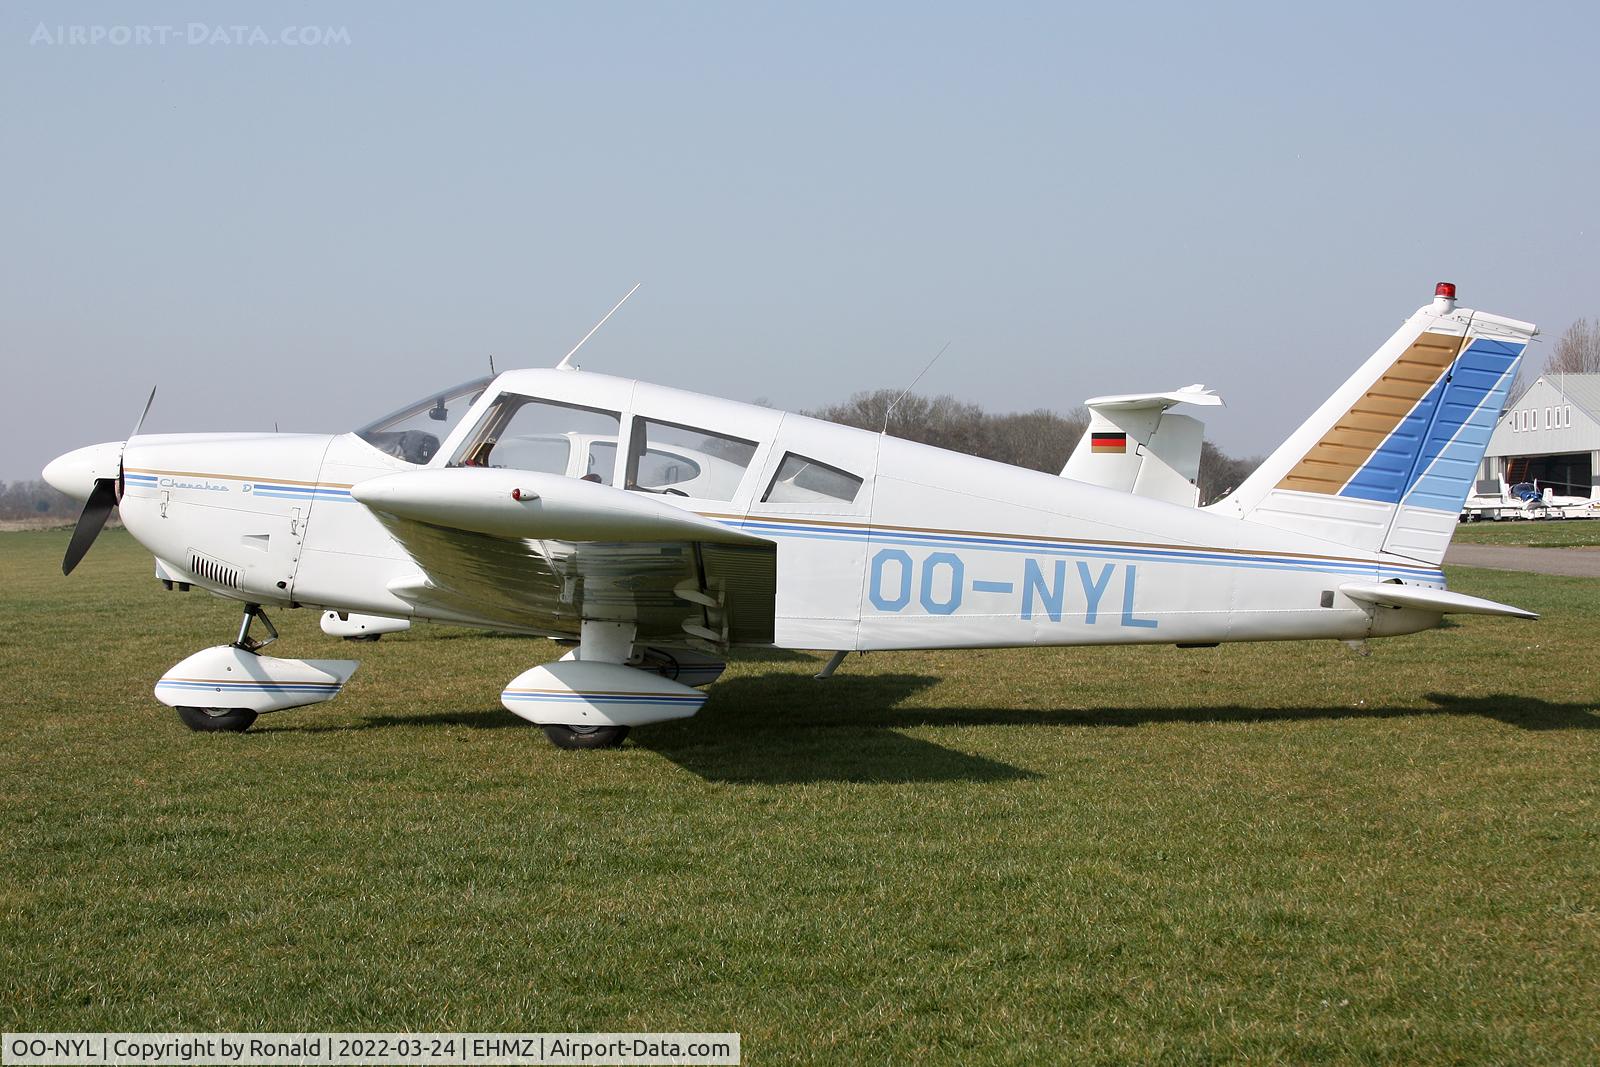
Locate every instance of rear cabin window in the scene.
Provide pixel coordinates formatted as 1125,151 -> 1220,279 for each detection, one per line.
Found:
763,453 -> 863,504
626,418 -> 757,500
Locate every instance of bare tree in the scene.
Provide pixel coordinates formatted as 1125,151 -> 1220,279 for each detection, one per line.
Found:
986,409 -> 1089,473
808,390 -> 1089,474
1545,318 -> 1600,374
1197,441 -> 1262,505
808,390 -> 989,452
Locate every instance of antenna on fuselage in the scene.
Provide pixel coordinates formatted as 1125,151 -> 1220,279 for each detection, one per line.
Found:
882,341 -> 952,434
555,282 -> 642,371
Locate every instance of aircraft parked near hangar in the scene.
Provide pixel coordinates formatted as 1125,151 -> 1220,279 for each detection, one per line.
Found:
44,283 -> 1538,748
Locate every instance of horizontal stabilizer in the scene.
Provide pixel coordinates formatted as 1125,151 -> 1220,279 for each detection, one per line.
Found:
1081,384 -> 1224,411
1339,582 -> 1537,620
1061,385 -> 1223,507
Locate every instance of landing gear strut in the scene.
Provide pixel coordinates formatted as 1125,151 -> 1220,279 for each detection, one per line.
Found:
233,602 -> 278,652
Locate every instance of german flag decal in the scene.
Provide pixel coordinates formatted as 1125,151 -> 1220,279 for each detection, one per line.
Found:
1090,432 -> 1127,454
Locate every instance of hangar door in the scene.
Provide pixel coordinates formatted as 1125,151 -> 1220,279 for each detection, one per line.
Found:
1505,452 -> 1593,498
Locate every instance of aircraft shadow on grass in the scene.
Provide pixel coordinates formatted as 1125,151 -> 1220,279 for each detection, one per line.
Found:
265,674 -> 1598,786
639,677 -> 1600,784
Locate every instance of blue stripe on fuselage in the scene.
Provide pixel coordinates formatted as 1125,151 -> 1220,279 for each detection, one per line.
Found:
724,518 -> 1442,584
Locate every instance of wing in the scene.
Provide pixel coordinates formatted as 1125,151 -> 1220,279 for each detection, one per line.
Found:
351,468 -> 776,648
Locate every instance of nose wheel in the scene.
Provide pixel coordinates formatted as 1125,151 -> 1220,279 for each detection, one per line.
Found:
541,724 -> 631,750
170,604 -> 288,733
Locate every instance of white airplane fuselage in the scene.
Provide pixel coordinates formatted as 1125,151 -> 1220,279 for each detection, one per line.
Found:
107,370 -> 1444,653
42,287 -> 1537,743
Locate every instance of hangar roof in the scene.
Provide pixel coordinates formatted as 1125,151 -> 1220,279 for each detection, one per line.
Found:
1488,374 -> 1600,457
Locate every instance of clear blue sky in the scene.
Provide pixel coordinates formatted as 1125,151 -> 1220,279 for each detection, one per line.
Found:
3,1 -> 1597,481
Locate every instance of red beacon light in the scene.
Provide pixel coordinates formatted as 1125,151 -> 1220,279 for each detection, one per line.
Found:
1435,281 -> 1456,300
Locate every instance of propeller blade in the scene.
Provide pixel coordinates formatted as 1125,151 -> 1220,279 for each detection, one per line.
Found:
62,478 -> 118,576
129,386 -> 157,440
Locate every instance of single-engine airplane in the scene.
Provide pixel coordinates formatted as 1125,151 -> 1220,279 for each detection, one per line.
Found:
44,283 -> 1538,748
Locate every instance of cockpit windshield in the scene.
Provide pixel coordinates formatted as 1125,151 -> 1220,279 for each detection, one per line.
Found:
355,378 -> 491,465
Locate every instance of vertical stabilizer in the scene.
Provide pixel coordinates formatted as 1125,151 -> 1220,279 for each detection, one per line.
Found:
1206,284 -> 1536,565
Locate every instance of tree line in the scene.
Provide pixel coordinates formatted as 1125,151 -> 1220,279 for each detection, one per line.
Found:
806,388 -> 1260,504
0,480 -> 80,521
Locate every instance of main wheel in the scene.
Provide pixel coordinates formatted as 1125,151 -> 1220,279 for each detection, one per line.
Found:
176,706 -> 258,733
541,724 -> 630,750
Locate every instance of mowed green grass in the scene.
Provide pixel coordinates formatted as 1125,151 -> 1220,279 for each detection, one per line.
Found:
2,530 -> 1598,1065
1453,517 -> 1600,547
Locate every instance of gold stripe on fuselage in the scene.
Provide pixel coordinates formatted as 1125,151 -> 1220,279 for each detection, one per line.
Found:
702,512 -> 1440,573
124,467 -> 354,489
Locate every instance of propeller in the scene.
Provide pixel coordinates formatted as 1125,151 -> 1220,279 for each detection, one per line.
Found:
60,387 -> 156,576
62,479 -> 117,575
129,386 -> 156,440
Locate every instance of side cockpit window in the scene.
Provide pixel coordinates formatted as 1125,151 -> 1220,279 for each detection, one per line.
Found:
626,418 -> 756,500
356,378 -> 490,465
451,395 -> 622,481
763,453 -> 863,505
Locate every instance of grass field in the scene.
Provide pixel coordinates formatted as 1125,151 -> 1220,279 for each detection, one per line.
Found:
3,529 -> 1598,1064
1452,518 -> 1600,548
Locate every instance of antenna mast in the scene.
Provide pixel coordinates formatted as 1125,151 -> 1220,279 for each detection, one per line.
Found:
556,282 -> 642,371
883,341 -> 952,434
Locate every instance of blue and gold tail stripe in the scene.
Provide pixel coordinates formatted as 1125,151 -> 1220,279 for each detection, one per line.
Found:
1400,339 -> 1524,512
1340,337 -> 1524,509
1278,330 -> 1464,495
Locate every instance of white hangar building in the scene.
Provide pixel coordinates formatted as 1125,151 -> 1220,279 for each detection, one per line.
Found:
1481,374 -> 1600,501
